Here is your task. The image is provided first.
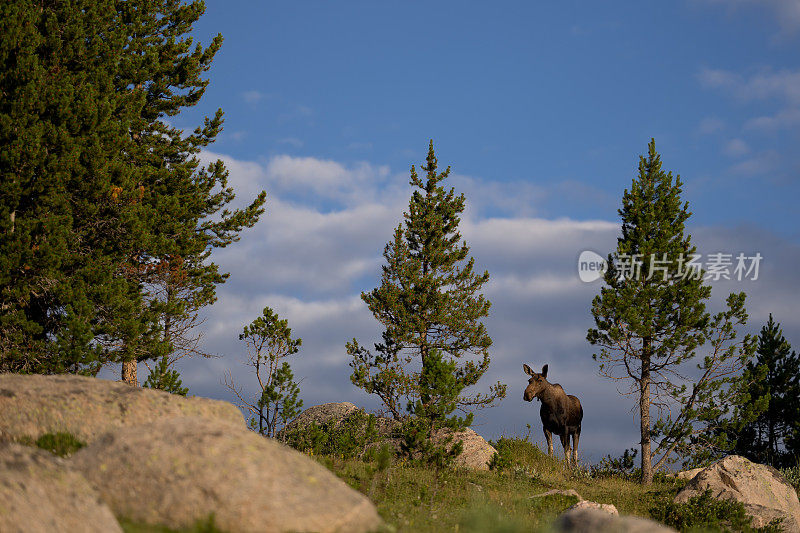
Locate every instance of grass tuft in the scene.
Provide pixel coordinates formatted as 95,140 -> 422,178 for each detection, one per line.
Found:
34,432 -> 85,457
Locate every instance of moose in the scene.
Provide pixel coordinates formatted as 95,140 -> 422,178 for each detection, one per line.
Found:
523,363 -> 583,466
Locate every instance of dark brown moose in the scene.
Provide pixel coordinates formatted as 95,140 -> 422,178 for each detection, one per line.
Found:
523,363 -> 583,466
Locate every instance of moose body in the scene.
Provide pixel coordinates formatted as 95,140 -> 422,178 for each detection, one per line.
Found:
523,364 -> 583,465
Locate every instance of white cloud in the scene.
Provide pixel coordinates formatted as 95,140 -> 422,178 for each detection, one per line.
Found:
265,155 -> 391,202
724,138 -> 751,157
701,0 -> 800,33
744,107 -> 800,131
698,67 -> 800,104
242,90 -> 268,104
277,137 -> 304,148
729,150 -> 780,176
697,117 -> 726,135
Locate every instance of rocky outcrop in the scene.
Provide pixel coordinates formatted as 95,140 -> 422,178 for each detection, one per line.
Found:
531,489 -> 583,500
675,455 -> 800,531
438,427 -> 497,470
0,373 -> 244,443
0,443 -> 121,533
281,401 -> 360,433
674,466 -> 704,481
565,499 -> 619,515
285,402 -> 497,470
71,416 -> 384,533
555,508 -> 676,533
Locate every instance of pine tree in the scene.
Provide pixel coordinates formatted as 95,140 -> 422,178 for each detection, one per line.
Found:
400,349 -> 473,471
734,314 -> 800,467
112,0 -> 266,384
0,1 -> 265,377
588,139 -> 757,484
143,355 -> 189,396
348,141 -> 506,424
0,0 -> 142,373
225,307 -> 303,438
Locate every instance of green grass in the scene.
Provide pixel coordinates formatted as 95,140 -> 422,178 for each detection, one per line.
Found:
34,431 -> 86,457
317,437 -> 686,532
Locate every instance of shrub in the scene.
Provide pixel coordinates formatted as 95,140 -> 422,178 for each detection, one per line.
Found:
650,489 -> 782,532
780,465 -> 800,494
488,437 -> 515,471
590,447 -> 639,479
283,410 -> 381,459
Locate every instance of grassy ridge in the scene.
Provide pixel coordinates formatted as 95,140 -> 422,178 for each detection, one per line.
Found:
320,437 -> 686,532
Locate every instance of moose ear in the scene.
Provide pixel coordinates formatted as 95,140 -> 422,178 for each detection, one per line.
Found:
523,364 -> 534,376
541,364 -> 548,378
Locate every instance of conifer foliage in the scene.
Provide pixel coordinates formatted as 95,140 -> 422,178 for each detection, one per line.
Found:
0,1 -> 265,377
348,141 -> 506,424
734,314 -> 800,467
588,139 -> 758,484
225,307 -> 303,438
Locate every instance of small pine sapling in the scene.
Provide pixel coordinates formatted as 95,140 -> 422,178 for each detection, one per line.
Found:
224,307 -> 303,438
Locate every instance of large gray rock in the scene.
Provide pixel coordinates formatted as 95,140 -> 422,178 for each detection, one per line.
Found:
555,508 -> 676,533
72,416 -> 384,533
281,401 -> 360,433
437,427 -> 497,470
675,455 -> 800,531
0,373 -> 244,443
0,443 -> 121,533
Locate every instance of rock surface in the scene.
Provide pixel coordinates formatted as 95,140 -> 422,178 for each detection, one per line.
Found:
674,466 -> 703,480
286,402 -> 498,470
565,499 -> 619,515
531,489 -> 583,500
675,455 -> 800,532
0,373 -> 244,443
555,508 -> 676,533
441,427 -> 497,470
72,416 -> 384,533
0,442 -> 121,533
281,401 -> 360,433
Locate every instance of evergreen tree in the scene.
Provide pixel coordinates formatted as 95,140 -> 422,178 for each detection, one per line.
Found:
0,0 -> 141,373
0,1 -> 265,377
734,314 -> 800,467
348,141 -> 506,423
400,349 -> 473,471
225,307 -> 303,438
112,0 -> 266,384
143,355 -> 189,396
588,139 -> 757,484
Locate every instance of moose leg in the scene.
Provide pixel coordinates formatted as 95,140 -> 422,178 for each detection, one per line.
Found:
544,428 -> 554,456
571,432 -> 580,466
560,433 -> 571,466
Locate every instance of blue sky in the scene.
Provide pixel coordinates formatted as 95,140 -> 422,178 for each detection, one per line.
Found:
130,0 -> 800,464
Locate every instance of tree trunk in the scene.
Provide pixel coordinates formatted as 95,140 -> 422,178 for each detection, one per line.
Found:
121,360 -> 138,386
640,348 -> 653,484
9,210 -> 15,233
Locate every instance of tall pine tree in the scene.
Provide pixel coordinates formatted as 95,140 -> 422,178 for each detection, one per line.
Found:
348,141 -> 506,422
0,1 -> 265,378
112,0 -> 266,384
588,139 -> 757,484
734,314 -> 800,467
1,0 -> 140,373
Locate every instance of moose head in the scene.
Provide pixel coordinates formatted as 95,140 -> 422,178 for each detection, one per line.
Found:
523,363 -> 549,402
